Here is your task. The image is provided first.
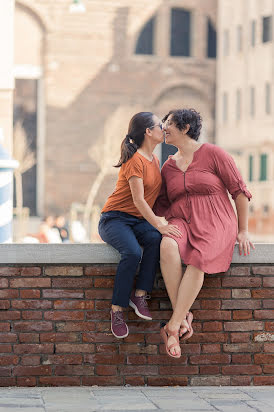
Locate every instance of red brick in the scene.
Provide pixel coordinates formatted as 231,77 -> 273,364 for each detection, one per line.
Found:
57,322 -> 95,332
190,354 -> 230,364
96,365 -> 117,375
119,365 -> 157,375
96,344 -> 117,353
189,333 -> 228,343
52,278 -> 92,289
22,311 -> 43,320
222,277 -> 261,288
43,289 -> 84,299
20,289 -> 41,298
263,365 -> 274,373
54,300 -> 94,310
0,344 -> 12,352
14,344 -> 54,354
232,354 -> 252,363
159,365 -> 198,375
14,365 -> 51,376
0,279 -> 8,288
0,355 -> 19,366
147,376 -> 188,386
230,267 -> 250,276
85,289 -> 112,299
94,278 -> 114,288
0,267 -> 20,276
82,376 -> 123,386
201,278 -> 222,288
12,300 -> 52,310
198,289 -> 231,299
233,310 -> 253,320
43,355 -> 82,365
55,344 -> 95,353
125,376 -> 145,386
124,334 -> 146,344
254,310 -> 274,320
13,321 -> 52,332
201,344 -> 221,353
10,278 -> 51,288
252,266 -> 274,275
264,343 -> 274,352
200,365 -> 220,375
96,322 -> 111,332
96,301 -> 111,310
40,333 -> 79,343
20,355 -> 41,365
232,289 -> 251,298
0,311 -> 20,320
254,353 -> 274,364
0,323 -> 10,332
86,354 -> 124,364
145,334 -> 161,344
0,377 -> 16,386
223,343 -> 262,352
202,321 -> 223,332
222,365 -> 262,375
231,376 -> 252,385
263,277 -> 274,287
230,333 -> 251,343
0,333 -> 17,343
44,311 -> 84,321
0,289 -> 19,298
45,266 -> 83,276
0,367 -> 12,376
222,300 -> 260,310
224,321 -> 263,331
55,365 -> 94,375
193,310 -> 231,320
263,300 -> 274,308
39,376 -> 81,386
127,355 -> 147,365
149,353 -> 187,363
19,333 -> 39,343
17,376 -> 36,386
84,266 -> 116,276
252,289 -> 273,298
86,311 -> 110,321
266,322 -> 274,331
254,376 -> 274,385
177,344 -> 201,354
21,267 -> 42,276
200,300 -> 221,310
0,301 -> 10,310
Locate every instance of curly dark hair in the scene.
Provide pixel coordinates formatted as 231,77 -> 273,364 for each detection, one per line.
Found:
162,108 -> 202,141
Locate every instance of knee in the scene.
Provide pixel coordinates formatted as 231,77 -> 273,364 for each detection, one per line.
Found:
122,247 -> 142,263
160,237 -> 179,262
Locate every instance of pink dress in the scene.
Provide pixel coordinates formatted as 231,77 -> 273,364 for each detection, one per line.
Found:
153,143 -> 252,273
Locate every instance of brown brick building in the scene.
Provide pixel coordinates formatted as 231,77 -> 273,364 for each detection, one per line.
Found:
14,0 -> 217,218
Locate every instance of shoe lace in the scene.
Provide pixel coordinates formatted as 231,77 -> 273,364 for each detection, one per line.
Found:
113,311 -> 125,325
138,294 -> 151,308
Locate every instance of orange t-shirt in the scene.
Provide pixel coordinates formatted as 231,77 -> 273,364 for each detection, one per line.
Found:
101,151 -> 162,218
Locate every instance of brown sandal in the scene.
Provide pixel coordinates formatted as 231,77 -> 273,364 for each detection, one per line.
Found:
160,324 -> 181,359
180,312 -> 194,341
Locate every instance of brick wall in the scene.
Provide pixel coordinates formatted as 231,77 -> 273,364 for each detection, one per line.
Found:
0,263 -> 273,386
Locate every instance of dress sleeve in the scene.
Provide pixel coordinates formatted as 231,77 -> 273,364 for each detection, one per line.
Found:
123,155 -> 144,181
153,172 -> 171,217
213,145 -> 252,201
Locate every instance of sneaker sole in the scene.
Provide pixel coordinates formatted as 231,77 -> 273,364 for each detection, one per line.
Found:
129,300 -> 152,320
110,323 -> 129,339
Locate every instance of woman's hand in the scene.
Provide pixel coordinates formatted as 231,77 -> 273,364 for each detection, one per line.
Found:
237,230 -> 255,256
156,218 -> 182,238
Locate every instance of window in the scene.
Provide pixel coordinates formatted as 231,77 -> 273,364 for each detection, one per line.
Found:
223,29 -> 229,56
265,83 -> 271,114
223,92 -> 228,123
262,16 -> 272,43
236,89 -> 241,120
207,19 -> 217,58
237,25 -> 242,51
170,8 -> 191,56
251,20 -> 256,46
250,87 -> 255,117
260,154 -> 268,181
135,16 -> 155,55
248,155 -> 253,181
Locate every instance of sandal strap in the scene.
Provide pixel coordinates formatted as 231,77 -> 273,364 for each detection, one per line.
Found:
165,326 -> 179,338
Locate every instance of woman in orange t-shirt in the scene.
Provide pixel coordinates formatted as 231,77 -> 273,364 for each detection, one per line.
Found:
98,112 -> 181,339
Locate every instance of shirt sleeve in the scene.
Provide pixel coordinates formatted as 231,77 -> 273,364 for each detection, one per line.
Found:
123,155 -> 144,181
213,145 -> 252,201
153,171 -> 171,217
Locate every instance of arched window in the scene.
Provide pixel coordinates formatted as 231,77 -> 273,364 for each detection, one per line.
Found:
207,19 -> 217,58
135,16 -> 155,55
170,8 -> 191,56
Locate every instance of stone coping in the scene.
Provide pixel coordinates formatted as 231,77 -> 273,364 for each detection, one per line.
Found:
0,243 -> 272,264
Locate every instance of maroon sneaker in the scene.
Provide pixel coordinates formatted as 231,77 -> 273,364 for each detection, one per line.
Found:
110,309 -> 129,339
129,291 -> 152,320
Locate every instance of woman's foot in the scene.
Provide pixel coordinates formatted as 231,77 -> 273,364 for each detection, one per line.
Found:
179,312 -> 193,340
129,290 -> 152,320
160,323 -> 181,358
110,307 -> 128,339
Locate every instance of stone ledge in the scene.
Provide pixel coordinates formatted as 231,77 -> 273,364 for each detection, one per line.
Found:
0,243 -> 273,264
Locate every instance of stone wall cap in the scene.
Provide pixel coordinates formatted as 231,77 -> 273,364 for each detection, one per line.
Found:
0,243 -> 272,265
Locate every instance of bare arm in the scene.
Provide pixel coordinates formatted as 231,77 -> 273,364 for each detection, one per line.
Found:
234,193 -> 255,255
129,176 -> 182,237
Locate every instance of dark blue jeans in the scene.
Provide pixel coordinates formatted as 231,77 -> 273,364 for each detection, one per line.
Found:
98,211 -> 161,308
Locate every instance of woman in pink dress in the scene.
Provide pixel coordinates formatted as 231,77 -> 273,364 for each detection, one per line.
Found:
154,108 -> 255,359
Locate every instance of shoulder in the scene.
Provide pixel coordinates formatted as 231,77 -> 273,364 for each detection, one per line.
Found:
122,152 -> 144,169
201,143 -> 230,160
161,157 -> 174,174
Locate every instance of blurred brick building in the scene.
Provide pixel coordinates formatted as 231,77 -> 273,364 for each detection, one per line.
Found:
13,0 -> 217,217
